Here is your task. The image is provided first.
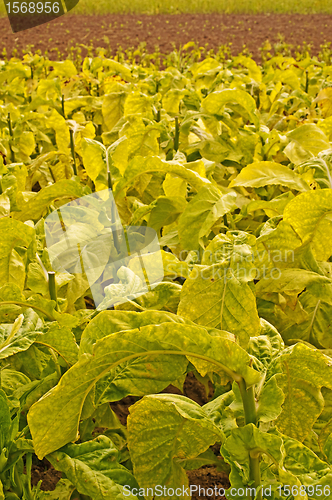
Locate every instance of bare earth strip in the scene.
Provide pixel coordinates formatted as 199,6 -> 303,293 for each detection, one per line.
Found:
0,13 -> 332,61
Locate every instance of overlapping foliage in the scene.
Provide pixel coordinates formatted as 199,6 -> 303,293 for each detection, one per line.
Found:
0,49 -> 332,499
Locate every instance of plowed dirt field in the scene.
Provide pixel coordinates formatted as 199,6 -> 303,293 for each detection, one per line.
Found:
0,13 -> 331,61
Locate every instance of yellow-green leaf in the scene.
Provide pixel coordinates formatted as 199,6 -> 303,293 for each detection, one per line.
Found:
128,394 -> 222,500
229,161 -> 309,192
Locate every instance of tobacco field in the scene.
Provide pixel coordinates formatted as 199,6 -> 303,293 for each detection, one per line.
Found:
0,48 -> 332,500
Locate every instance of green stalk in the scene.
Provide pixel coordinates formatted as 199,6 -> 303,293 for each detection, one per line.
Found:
249,454 -> 262,500
7,113 -> 13,137
222,214 -> 228,231
107,170 -> 113,191
256,91 -> 260,110
48,272 -> 59,311
305,70 -> 309,93
24,453 -> 33,500
7,113 -> 15,163
155,80 -> 161,122
12,464 -> 23,498
61,94 -> 65,117
238,378 -> 257,425
174,116 -> 180,152
62,95 -> 77,176
69,129 -> 78,176
57,208 -> 70,247
237,377 -> 262,500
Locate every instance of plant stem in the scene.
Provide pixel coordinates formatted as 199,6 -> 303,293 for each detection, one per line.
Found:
305,70 -> 309,93
238,378 -> 257,425
69,129 -> 78,176
7,113 -> 13,136
155,80 -> 161,121
63,94 -> 77,176
249,454 -> 262,500
7,113 -> 15,163
24,453 -> 33,500
61,94 -> 65,118
12,464 -> 23,498
174,116 -> 180,152
107,170 -> 113,191
48,272 -> 59,311
238,377 -> 262,500
222,214 -> 228,231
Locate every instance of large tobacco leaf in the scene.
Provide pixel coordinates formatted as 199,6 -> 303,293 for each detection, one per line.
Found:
202,89 -> 259,128
270,343 -> 332,442
79,310 -> 194,356
178,263 -> 260,347
178,186 -> 237,250
28,322 -> 260,458
279,291 -> 332,348
13,179 -> 87,222
282,189 -> 332,261
114,156 -> 210,199
0,219 -> 35,290
127,394 -> 223,500
229,160 -> 310,192
37,323 -> 79,366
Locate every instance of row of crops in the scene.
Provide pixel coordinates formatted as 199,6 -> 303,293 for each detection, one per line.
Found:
1,49 -> 332,500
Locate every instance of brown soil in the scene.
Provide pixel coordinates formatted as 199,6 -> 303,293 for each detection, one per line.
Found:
30,459 -> 62,491
188,467 -> 230,500
0,13 -> 331,62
